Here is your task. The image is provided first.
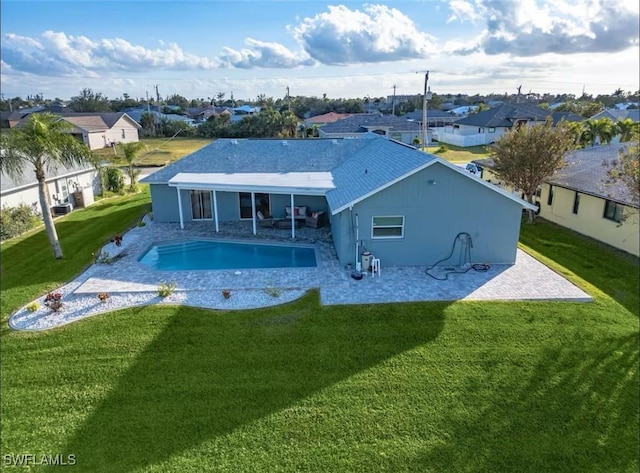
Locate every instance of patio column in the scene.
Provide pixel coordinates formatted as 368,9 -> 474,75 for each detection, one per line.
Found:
177,188 -> 184,230
251,191 -> 257,235
290,193 -> 295,239
211,190 -> 219,232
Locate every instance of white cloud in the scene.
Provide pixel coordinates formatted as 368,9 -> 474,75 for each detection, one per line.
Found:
451,0 -> 640,56
217,38 -> 315,69
1,31 -> 220,77
447,0 -> 481,23
291,4 -> 437,65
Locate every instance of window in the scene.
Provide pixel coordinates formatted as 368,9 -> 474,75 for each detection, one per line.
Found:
239,192 -> 269,219
572,192 -> 580,215
372,216 -> 404,239
603,200 -> 624,222
488,127 -> 496,133
547,185 -> 554,206
535,186 -> 542,198
190,190 -> 212,220
121,129 -> 126,138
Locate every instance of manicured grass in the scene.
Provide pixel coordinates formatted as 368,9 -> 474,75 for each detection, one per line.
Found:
93,137 -> 213,166
434,143 -> 492,163
1,204 -> 638,472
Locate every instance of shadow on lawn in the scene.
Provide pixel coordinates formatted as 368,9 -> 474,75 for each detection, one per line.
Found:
59,293 -> 447,472
413,332 -> 639,472
520,219 -> 639,316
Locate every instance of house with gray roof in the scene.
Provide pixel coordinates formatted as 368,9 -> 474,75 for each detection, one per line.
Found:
141,134 -> 536,267
13,112 -> 141,150
318,114 -> 423,145
590,109 -> 640,123
438,104 -> 585,147
471,143 -> 639,256
539,143 -> 639,256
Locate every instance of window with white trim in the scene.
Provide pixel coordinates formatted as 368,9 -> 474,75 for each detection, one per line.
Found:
372,216 -> 404,239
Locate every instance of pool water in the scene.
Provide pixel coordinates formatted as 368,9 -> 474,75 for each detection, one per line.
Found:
139,239 -> 317,270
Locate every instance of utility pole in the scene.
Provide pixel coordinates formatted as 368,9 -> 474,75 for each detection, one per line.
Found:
154,84 -> 161,107
391,84 -> 397,115
416,70 -> 430,149
516,85 -> 522,104
286,86 -> 291,112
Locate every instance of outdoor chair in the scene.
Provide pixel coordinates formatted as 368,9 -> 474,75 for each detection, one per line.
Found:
305,211 -> 325,228
257,211 -> 274,228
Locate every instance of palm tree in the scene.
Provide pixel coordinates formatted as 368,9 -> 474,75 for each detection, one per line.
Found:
121,142 -> 145,192
615,118 -> 639,142
583,118 -> 615,147
0,113 -> 92,259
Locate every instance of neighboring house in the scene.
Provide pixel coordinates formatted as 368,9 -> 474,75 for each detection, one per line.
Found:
318,114 -> 423,145
304,112 -> 355,127
438,104 -> 585,147
230,105 -> 260,123
541,144 -> 639,257
590,109 -> 640,123
125,108 -> 195,126
1,162 -> 100,215
404,109 -> 460,142
471,144 -> 639,257
140,135 -> 536,268
13,112 -> 141,150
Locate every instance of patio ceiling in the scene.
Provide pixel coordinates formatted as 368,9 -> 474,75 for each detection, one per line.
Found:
168,172 -> 334,196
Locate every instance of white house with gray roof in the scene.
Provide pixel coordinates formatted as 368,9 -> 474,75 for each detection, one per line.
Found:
141,134 -> 536,268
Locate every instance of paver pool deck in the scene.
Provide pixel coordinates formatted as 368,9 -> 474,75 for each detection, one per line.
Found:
9,218 -> 592,331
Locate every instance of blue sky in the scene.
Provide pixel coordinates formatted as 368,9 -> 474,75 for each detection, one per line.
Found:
1,0 -> 638,102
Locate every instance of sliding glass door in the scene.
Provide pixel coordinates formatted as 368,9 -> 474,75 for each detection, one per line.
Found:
239,192 -> 270,219
190,190 -> 212,220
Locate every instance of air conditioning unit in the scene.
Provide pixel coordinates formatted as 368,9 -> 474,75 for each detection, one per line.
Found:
51,202 -> 73,216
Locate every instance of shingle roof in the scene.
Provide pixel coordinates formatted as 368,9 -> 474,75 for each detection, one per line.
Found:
547,143 -> 638,208
14,112 -> 139,131
591,109 -> 640,122
454,104 -> 575,127
319,114 -> 422,134
142,135 -> 534,214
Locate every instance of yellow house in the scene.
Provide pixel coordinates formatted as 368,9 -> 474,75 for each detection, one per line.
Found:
470,144 -> 639,257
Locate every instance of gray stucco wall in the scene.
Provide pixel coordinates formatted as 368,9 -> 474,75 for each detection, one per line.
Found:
333,162 -> 523,267
149,185 -> 330,223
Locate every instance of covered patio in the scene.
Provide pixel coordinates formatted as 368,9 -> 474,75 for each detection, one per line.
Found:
168,171 -> 334,239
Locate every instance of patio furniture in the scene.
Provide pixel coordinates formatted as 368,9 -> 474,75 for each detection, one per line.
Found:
285,206 -> 307,225
257,211 -> 274,228
305,211 -> 325,228
275,219 -> 302,230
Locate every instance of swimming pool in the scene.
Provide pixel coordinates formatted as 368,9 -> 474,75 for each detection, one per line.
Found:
138,239 -> 317,271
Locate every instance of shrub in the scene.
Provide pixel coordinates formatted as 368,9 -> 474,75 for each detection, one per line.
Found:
44,292 -> 64,312
26,301 -> 40,312
0,203 -> 41,241
105,167 -> 125,194
158,281 -> 177,298
263,287 -> 282,298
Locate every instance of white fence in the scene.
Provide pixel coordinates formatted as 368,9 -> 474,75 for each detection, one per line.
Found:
436,132 -> 487,147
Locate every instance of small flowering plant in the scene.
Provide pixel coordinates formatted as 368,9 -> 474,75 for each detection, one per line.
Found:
44,292 -> 64,312
111,234 -> 123,247
26,301 -> 40,312
97,292 -> 110,303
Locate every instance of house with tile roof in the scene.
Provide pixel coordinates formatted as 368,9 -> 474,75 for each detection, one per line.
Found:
438,104 -> 585,147
140,134 -> 536,267
318,114 -> 423,145
304,112 -> 355,127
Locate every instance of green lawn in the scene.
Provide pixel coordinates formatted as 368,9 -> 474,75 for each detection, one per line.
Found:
1,195 -> 638,472
434,144 -> 493,163
93,137 -> 213,166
